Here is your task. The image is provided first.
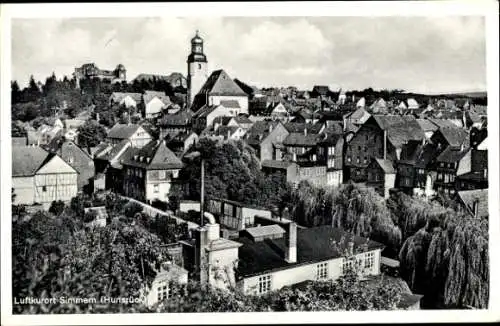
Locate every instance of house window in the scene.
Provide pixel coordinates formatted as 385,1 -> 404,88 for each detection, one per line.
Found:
316,262 -> 328,280
258,274 -> 272,294
341,257 -> 355,274
363,157 -> 367,164
347,156 -> 351,163
158,170 -> 166,179
154,184 -> 159,193
364,252 -> 375,270
358,146 -> 361,151
157,282 -> 171,302
356,157 -> 360,164
42,185 -> 47,192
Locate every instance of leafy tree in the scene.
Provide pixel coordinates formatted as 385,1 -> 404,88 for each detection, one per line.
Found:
399,213 -> 488,309
12,211 -> 168,314
77,119 -> 107,150
48,200 -> 66,216
11,80 -> 21,104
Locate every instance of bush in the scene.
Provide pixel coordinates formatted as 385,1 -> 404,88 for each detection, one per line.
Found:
49,200 -> 66,216
123,201 -> 143,218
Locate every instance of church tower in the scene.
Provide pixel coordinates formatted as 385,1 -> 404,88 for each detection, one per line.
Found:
187,30 -> 208,108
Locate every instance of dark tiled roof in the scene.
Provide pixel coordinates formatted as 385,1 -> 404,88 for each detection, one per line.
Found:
283,132 -> 319,147
122,140 -> 183,170
428,118 -> 461,130
160,110 -> 193,127
284,122 -> 315,133
100,139 -> 131,161
245,120 -> 281,146
12,146 -> 52,177
236,226 -> 385,278
416,119 -> 439,132
312,85 -> 330,95
143,90 -> 171,105
436,146 -> 470,163
198,70 -> 247,96
232,115 -> 253,125
371,115 -> 425,148
107,124 -> 142,140
437,127 -> 469,148
457,189 -> 488,218
261,159 -> 296,169
215,125 -> 239,137
193,104 -> 219,118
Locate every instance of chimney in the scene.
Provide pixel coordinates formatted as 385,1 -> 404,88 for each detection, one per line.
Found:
472,199 -> 479,218
285,222 -> 297,263
383,129 -> 387,160
194,226 -> 209,284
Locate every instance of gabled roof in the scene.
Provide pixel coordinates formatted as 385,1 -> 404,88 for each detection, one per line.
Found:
110,92 -> 142,103
457,189 -> 488,218
197,70 -> 247,96
236,226 -> 385,278
99,139 -> 131,162
192,104 -> 220,118
245,120 -> 282,146
370,115 -> 425,147
283,132 -> 319,147
143,90 -> 171,105
284,122 -> 315,133
160,109 -> 193,127
122,140 -> 183,170
12,146 -> 52,177
215,125 -> 240,137
436,127 -> 469,147
231,115 -> 253,125
416,119 -> 439,132
312,85 -> 330,95
107,124 -> 146,140
436,146 -> 470,163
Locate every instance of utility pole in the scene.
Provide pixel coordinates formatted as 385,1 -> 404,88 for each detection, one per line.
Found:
200,158 -> 205,226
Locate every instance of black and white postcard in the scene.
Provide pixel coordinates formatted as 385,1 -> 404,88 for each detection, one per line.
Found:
1,1 -> 499,325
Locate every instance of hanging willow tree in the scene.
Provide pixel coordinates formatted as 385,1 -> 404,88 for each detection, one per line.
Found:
399,211 -> 489,309
288,182 -> 401,256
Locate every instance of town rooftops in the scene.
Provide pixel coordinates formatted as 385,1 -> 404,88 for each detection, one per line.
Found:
232,115 -> 253,125
193,104 -> 219,118
107,124 -> 147,140
436,127 -> 469,148
236,226 -> 385,278
436,146 -> 470,163
122,140 -> 183,170
284,122 -> 315,133
457,189 -> 488,218
416,119 -> 439,133
197,69 -> 247,96
370,115 -> 425,147
97,139 -> 131,162
143,90 -> 171,104
312,85 -> 330,95
110,92 -> 142,103
12,146 -> 52,177
283,132 -> 319,147
160,109 -> 194,127
245,120 -> 282,146
214,125 -> 240,137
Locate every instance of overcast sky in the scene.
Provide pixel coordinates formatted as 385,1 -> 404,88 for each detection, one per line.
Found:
12,16 -> 486,94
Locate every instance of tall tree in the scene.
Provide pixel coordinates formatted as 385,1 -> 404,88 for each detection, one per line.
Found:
77,119 -> 107,150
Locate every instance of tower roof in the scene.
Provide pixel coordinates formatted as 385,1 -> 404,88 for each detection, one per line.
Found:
197,69 -> 247,96
191,30 -> 203,45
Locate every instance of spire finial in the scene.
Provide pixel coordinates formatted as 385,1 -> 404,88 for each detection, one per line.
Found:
196,29 -> 199,36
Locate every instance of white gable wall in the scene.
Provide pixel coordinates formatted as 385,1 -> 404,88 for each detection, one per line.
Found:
145,97 -> 166,119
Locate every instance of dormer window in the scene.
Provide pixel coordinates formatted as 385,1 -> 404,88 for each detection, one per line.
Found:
140,156 -> 144,162
134,155 -> 138,161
